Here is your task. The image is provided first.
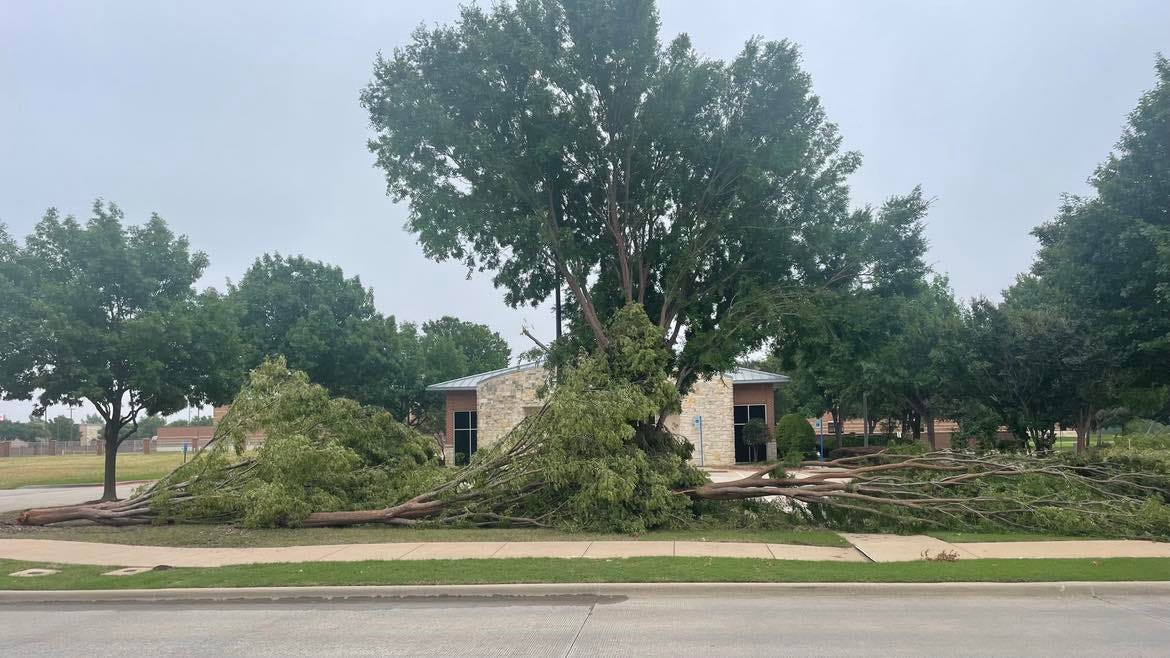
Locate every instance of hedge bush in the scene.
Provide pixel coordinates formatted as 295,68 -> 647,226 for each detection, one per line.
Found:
776,413 -> 816,457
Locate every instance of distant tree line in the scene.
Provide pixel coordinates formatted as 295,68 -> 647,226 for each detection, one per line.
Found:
0,208 -> 509,499
765,57 -> 1170,453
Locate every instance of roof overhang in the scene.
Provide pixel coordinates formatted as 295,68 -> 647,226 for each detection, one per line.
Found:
425,361 -> 542,392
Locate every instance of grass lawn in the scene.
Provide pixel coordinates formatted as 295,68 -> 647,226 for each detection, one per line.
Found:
0,523 -> 849,548
0,453 -> 184,489
3,556 -> 1169,590
928,531 -> 1134,543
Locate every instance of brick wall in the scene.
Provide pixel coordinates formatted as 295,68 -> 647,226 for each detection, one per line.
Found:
443,390 -> 477,463
476,366 -> 549,447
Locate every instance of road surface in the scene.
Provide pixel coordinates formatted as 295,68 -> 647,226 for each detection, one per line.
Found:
3,589 -> 1168,656
0,484 -> 140,514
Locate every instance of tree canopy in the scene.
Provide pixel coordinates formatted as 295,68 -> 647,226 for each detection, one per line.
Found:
230,253 -> 511,430
363,0 -> 894,393
1029,56 -> 1170,387
0,201 -> 244,499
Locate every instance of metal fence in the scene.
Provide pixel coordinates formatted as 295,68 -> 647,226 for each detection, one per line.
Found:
0,439 -> 151,458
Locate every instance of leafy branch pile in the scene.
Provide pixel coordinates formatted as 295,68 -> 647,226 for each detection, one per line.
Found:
691,450 -> 1170,537
18,306 -> 1170,539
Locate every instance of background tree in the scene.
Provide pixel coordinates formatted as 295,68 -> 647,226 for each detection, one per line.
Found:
47,415 -> 80,442
0,201 -> 244,500
168,415 -> 214,427
363,0 -> 902,397
128,414 -> 168,441
230,254 -> 510,428
773,190 -> 938,444
965,298 -> 1082,453
1028,56 -> 1170,389
0,419 -> 47,442
230,253 -> 395,404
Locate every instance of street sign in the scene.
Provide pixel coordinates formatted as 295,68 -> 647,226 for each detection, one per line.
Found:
814,418 -> 822,429
692,416 -> 704,467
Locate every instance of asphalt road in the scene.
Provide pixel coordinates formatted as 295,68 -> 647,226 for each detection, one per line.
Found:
0,484 -> 139,514
4,590 -> 1169,656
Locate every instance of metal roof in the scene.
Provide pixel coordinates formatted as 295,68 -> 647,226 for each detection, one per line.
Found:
426,362 -> 788,392
425,361 -> 542,391
726,367 -> 791,385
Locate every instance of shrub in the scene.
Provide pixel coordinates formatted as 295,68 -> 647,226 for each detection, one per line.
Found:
742,418 -> 770,462
776,413 -> 816,457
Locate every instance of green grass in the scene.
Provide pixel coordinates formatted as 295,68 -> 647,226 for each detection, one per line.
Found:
0,523 -> 849,548
3,556 -> 1170,590
928,532 -> 1109,543
0,453 -> 184,489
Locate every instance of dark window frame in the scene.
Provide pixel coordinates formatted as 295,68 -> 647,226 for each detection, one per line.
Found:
453,410 -> 478,465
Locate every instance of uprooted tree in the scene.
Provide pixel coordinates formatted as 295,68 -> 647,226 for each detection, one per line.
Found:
19,305 -> 1170,539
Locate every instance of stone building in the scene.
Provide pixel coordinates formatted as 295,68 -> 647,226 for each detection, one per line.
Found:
427,363 -> 788,466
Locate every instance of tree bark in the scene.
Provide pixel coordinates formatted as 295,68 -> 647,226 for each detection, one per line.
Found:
1074,406 -> 1093,454
102,420 -> 120,502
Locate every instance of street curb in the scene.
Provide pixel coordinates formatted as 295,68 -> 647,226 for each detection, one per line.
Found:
3,581 -> 1170,604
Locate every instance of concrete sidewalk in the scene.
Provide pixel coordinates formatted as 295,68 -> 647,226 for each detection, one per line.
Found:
3,534 -> 1170,568
0,538 -> 866,567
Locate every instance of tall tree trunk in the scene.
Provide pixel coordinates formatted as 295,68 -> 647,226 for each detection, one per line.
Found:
924,406 -> 936,449
831,405 -> 843,448
102,420 -> 120,502
1074,406 -> 1093,454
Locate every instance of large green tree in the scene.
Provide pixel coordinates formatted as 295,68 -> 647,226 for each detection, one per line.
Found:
230,255 -> 510,427
363,0 -> 881,394
0,201 -> 244,499
773,190 -> 938,443
230,253 -> 393,406
1030,56 -> 1170,386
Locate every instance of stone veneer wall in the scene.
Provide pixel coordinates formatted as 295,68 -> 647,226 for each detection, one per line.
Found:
476,365 -> 549,447
668,376 -> 736,466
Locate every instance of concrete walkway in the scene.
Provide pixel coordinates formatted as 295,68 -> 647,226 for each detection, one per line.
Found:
0,484 -> 141,514
0,538 -> 866,568
3,534 -> 1170,568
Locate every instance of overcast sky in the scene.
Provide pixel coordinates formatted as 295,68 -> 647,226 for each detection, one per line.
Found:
2,0 -> 1168,421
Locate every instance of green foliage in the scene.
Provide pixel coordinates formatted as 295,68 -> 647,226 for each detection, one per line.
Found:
742,418 -> 770,463
363,0 -> 882,391
168,416 -> 214,427
501,304 -> 702,533
156,309 -> 703,535
1029,57 -> 1170,387
775,413 -> 816,457
152,358 -> 443,527
0,201 -> 245,498
128,415 -> 168,441
230,254 -> 509,429
800,449 -> 1170,539
742,420 -> 769,447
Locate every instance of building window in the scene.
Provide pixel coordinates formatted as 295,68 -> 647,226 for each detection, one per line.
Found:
733,404 -> 767,463
453,411 -> 478,466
